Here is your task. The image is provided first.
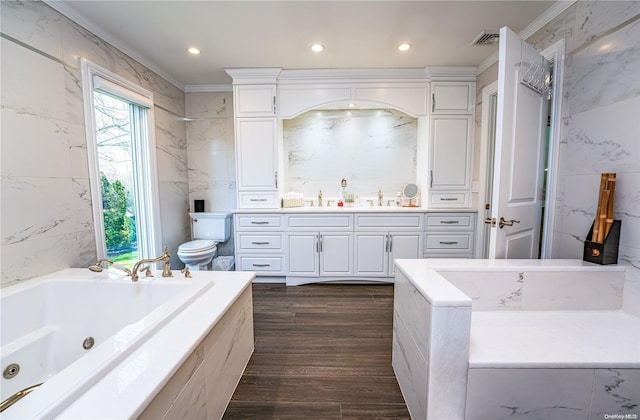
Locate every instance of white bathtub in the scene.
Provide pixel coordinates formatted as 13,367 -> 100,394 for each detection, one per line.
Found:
0,268 -> 253,419
393,259 -> 640,420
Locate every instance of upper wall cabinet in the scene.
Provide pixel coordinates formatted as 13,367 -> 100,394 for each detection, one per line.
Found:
234,85 -> 277,117
431,82 -> 474,114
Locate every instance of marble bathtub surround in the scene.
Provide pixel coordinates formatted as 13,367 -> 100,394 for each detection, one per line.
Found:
282,109 -> 418,201
393,259 -> 639,420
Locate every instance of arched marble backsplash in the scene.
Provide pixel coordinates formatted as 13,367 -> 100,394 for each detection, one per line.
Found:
282,109 -> 417,201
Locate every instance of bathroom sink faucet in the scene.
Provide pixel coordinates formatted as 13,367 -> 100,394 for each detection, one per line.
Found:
131,246 -> 173,282
378,190 -> 383,207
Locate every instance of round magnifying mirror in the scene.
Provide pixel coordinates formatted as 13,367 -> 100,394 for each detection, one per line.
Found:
402,183 -> 419,207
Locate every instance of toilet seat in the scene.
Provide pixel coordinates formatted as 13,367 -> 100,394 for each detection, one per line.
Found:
178,239 -> 217,254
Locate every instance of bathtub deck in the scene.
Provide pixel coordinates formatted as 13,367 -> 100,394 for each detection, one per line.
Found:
469,310 -> 640,368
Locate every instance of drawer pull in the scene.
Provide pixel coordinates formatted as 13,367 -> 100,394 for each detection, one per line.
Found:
251,221 -> 269,224
252,263 -> 271,267
250,198 -> 268,202
440,241 -> 458,245
440,197 -> 458,201
251,241 -> 270,245
439,220 -> 459,224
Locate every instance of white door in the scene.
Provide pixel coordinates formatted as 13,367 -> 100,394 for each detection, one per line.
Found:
488,27 -> 550,259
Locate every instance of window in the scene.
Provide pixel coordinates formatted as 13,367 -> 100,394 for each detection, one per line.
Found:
81,59 -> 161,267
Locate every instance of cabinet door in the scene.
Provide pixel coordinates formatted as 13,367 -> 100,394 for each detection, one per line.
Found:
287,233 -> 319,276
320,233 -> 353,276
429,115 -> 472,190
354,233 -> 388,277
431,82 -> 473,114
234,85 -> 276,117
388,233 -> 422,276
236,118 -> 277,190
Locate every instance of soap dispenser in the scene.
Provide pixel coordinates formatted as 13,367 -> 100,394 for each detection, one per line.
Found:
396,191 -> 402,207
338,178 -> 346,207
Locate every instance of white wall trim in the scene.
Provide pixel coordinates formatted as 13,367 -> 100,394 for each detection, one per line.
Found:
44,0 -> 185,91
540,38 -> 566,259
185,84 -> 233,93
81,58 -> 164,260
519,0 -> 577,41
475,80 -> 498,258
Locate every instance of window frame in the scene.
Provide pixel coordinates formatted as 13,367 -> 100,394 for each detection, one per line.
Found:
81,58 -> 162,261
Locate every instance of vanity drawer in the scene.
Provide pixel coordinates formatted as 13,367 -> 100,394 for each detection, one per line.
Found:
237,255 -> 284,274
286,214 -> 353,230
426,214 -> 474,229
238,233 -> 283,251
355,214 -> 423,230
424,233 -> 472,252
429,192 -> 469,207
238,191 -> 279,208
236,214 -> 282,229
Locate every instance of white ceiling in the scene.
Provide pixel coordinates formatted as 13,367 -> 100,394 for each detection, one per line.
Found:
50,1 -> 558,89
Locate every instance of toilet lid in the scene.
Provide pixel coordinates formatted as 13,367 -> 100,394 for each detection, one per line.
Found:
178,239 -> 217,253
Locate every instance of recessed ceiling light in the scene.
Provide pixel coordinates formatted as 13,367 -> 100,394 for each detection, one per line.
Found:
398,43 -> 412,52
188,47 -> 201,55
311,43 -> 324,53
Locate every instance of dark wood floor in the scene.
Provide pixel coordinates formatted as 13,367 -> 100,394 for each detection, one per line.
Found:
223,283 -> 410,419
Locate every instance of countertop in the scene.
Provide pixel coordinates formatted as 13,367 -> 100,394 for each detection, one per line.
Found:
234,206 -> 477,214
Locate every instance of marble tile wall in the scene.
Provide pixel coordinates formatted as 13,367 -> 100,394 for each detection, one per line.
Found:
1,1 -> 189,283
283,109 -> 417,201
466,367 -> 640,420
185,91 -> 236,256
476,1 -> 640,316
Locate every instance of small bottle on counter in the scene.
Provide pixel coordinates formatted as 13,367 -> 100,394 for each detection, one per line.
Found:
396,191 -> 402,207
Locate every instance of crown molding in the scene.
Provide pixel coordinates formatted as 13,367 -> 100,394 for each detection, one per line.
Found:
185,85 -> 233,93
44,0 -> 185,91
520,0 -> 577,40
425,66 -> 477,81
278,68 -> 430,85
476,0 -> 577,76
225,68 -> 282,84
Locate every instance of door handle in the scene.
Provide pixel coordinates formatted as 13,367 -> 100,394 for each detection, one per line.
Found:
499,217 -> 520,228
484,217 -> 496,227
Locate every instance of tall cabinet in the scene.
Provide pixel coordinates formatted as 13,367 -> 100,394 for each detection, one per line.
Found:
227,69 -> 281,209
428,80 -> 475,208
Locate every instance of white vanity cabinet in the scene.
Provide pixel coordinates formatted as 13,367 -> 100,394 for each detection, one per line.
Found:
285,214 -> 354,277
234,214 -> 285,275
354,214 -> 423,277
428,80 -> 475,208
424,212 -> 475,258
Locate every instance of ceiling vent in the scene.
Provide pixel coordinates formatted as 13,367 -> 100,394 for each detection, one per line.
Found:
471,31 -> 500,46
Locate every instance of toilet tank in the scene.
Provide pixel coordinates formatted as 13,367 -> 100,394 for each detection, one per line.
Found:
190,212 -> 232,242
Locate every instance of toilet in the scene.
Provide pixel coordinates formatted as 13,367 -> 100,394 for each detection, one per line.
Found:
177,212 -> 232,271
